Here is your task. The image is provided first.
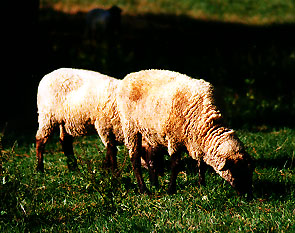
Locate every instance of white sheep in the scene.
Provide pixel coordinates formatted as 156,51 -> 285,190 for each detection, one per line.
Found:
35,68 -> 162,179
117,69 -> 253,195
36,68 -> 123,172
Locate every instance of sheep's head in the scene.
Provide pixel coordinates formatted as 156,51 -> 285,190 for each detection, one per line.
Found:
219,154 -> 253,197
212,138 -> 254,197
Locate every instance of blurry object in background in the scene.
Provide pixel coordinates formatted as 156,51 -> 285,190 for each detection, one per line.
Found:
85,5 -> 122,41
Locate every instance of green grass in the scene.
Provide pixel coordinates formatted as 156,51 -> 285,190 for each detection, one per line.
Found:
4,1 -> 294,230
42,0 -> 295,24
1,129 -> 294,232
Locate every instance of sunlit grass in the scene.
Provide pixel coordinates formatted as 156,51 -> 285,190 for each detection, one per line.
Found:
1,129 -> 294,231
41,0 -> 295,25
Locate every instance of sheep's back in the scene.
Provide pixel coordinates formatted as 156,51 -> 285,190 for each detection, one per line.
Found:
37,68 -> 119,136
118,69 -> 211,148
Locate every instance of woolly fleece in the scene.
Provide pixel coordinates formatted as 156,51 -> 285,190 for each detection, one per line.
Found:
117,69 -> 252,190
36,68 -> 123,146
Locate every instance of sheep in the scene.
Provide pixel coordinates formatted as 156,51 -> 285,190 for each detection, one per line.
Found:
35,68 -> 163,180
117,69 -> 254,196
36,68 -> 123,172
85,6 -> 122,40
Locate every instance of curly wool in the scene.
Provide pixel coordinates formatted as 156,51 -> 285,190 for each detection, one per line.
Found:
36,68 -> 123,146
36,68 -> 155,172
117,69 -> 251,186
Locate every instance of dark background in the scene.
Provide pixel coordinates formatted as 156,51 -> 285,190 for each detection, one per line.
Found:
1,1 -> 295,134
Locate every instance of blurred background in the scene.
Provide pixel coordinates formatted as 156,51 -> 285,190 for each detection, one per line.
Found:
2,0 -> 295,133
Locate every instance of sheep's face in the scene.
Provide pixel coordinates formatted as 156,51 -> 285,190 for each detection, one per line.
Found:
216,140 -> 254,196
219,155 -> 253,196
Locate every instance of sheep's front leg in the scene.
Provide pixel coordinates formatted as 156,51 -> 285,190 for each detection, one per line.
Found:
60,134 -> 77,171
131,133 -> 150,194
168,152 -> 181,194
155,149 -> 165,177
145,146 -> 159,188
105,144 -> 118,171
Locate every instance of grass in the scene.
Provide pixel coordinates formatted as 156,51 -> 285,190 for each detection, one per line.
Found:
42,0 -> 295,25
2,1 -> 294,231
0,129 -> 295,232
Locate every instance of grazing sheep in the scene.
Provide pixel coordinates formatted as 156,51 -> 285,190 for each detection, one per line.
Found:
85,6 -> 122,40
36,68 -> 123,172
117,69 -> 253,195
36,68 -> 163,179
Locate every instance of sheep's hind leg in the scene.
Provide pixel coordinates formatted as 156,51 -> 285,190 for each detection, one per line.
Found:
36,124 -> 54,172
60,128 -> 77,171
197,159 -> 206,186
61,135 -> 77,171
104,132 -> 118,171
168,151 -> 181,194
131,133 -> 150,194
36,137 -> 47,172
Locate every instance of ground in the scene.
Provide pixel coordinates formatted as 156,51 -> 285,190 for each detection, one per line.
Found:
0,129 -> 294,232
0,0 -> 294,231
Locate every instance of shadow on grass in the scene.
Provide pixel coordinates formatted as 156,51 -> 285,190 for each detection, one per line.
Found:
254,179 -> 294,199
180,155 -> 294,199
253,155 -> 294,198
2,6 -> 295,132
255,154 -> 294,170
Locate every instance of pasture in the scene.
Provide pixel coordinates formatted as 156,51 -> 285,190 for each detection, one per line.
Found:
1,0 -> 295,232
0,129 -> 295,232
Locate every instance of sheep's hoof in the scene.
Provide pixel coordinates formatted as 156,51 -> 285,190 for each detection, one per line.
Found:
36,164 -> 45,173
102,160 -> 118,171
245,193 -> 254,201
149,174 -> 159,188
153,181 -> 159,188
68,164 -> 78,171
67,159 -> 78,171
198,179 -> 206,187
139,187 -> 151,195
150,179 -> 159,188
167,186 -> 177,195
